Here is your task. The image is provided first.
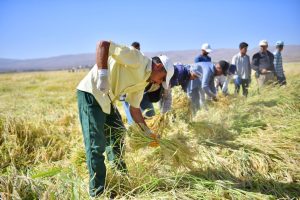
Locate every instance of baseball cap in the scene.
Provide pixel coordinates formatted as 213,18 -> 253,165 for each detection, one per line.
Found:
158,55 -> 174,89
259,40 -> 268,46
276,41 -> 284,46
201,43 -> 212,53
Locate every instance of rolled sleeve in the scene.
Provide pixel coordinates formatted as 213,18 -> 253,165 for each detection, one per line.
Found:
160,89 -> 172,113
126,91 -> 144,108
109,42 -> 149,68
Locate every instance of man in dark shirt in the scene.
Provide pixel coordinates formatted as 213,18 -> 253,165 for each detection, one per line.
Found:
194,43 -> 212,63
252,40 -> 275,87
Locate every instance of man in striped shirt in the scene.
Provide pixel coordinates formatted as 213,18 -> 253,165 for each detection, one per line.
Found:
273,41 -> 286,85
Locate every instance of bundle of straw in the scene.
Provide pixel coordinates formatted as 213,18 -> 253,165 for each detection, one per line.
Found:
145,114 -> 171,136
170,86 -> 192,120
126,125 -> 195,169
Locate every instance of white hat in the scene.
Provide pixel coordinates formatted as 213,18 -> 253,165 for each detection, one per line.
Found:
201,43 -> 212,53
259,40 -> 268,46
158,55 -> 174,89
276,40 -> 284,46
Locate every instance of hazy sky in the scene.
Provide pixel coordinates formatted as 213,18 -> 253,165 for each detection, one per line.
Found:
0,0 -> 299,59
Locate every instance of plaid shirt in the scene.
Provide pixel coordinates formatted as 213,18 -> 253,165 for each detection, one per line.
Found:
273,51 -> 284,77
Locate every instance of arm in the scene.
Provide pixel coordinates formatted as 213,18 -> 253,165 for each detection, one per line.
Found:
96,41 -> 110,69
160,89 -> 172,113
231,55 -> 238,77
202,74 -> 216,98
273,53 -> 279,76
130,105 -> 159,147
127,91 -> 153,133
248,56 -> 252,79
251,54 -> 259,71
222,76 -> 230,94
129,106 -> 147,127
95,41 -> 110,92
269,52 -> 275,71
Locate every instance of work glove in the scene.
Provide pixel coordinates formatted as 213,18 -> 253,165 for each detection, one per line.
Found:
97,69 -> 109,93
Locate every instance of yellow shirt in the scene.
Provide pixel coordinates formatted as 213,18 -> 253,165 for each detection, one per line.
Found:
77,42 -> 152,114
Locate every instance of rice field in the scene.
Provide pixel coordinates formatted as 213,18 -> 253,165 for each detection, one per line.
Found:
0,63 -> 299,199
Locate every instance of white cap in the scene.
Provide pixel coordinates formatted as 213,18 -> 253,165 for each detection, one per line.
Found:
158,55 -> 174,89
276,41 -> 284,46
201,43 -> 212,53
259,40 -> 268,46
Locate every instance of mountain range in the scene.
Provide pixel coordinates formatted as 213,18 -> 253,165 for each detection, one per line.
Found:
1,45 -> 299,72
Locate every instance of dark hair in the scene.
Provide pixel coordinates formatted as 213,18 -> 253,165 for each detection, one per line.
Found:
152,56 -> 162,65
239,42 -> 248,49
218,60 -> 230,75
152,56 -> 166,72
131,42 -> 140,50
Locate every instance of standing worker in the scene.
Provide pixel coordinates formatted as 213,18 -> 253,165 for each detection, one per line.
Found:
252,40 -> 275,87
194,43 -> 212,62
232,42 -> 251,96
188,43 -> 212,113
76,40 -> 174,197
273,41 -> 286,86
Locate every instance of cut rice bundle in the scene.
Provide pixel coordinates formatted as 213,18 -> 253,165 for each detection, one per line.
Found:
126,125 -> 195,169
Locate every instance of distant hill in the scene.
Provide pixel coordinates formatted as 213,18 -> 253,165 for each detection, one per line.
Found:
1,45 -> 300,72
0,54 -> 95,72
146,45 -> 300,64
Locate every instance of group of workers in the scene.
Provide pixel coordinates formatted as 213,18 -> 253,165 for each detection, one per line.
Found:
76,39 -> 286,197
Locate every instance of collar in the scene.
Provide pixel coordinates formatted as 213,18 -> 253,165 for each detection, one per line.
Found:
146,58 -> 152,72
239,52 -> 247,57
260,50 -> 268,54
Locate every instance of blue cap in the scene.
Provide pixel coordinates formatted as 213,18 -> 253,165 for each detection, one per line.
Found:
276,41 -> 284,46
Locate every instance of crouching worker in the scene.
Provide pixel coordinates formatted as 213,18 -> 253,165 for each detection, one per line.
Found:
76,40 -> 174,197
158,63 -> 199,113
187,61 -> 230,114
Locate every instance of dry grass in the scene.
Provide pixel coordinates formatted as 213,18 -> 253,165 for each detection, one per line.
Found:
0,64 -> 300,199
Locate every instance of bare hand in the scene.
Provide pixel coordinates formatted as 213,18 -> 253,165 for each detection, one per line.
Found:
148,133 -> 160,147
190,72 -> 199,80
261,69 -> 267,73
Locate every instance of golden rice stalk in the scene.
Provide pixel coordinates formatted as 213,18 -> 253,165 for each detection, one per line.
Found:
126,124 -> 195,169
171,86 -> 192,120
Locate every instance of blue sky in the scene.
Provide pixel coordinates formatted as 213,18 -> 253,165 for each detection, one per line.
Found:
0,0 -> 299,59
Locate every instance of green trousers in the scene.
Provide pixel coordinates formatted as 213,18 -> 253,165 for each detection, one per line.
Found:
77,90 -> 126,197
